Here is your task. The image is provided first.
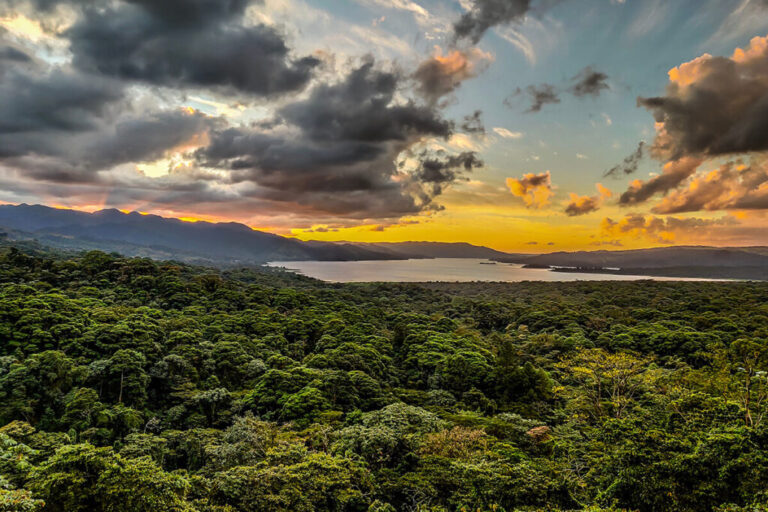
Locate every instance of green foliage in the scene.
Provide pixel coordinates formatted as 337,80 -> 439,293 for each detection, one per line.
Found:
29,444 -> 191,512
1,245 -> 768,511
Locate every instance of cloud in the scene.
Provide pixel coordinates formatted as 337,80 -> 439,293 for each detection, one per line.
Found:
0,10 -> 475,228
710,0 -> 768,45
652,158 -> 768,214
619,156 -> 703,205
278,59 -> 452,143
66,0 -> 320,96
0,69 -> 122,139
0,43 -> 220,171
0,40 -> 221,178
564,195 -> 599,216
564,183 -> 611,216
618,34 -> 768,213
603,142 -> 645,178
412,150 -> 483,195
493,127 -> 523,139
600,213 -> 736,244
591,239 -> 623,247
413,48 -> 491,105
506,170 -> 553,208
359,0 -> 430,23
0,42 -> 31,63
303,226 -> 339,233
460,110 -> 485,134
569,66 -> 610,97
196,58 -> 468,220
507,66 -> 609,114
453,0 -> 532,44
638,34 -> 768,161
507,83 -> 560,113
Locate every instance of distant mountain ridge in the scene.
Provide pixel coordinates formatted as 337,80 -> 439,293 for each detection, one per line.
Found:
0,204 -> 515,265
331,241 -> 519,260
494,246 -> 768,268
2,204 -> 767,279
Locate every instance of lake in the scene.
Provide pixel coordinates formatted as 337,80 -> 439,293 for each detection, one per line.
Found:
265,258 -> 716,283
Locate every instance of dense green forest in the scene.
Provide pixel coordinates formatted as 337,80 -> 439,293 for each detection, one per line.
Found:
1,242 -> 768,511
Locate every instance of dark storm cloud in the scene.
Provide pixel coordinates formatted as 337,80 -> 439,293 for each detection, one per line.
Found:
0,44 -> 218,175
637,36 -> 768,161
460,110 -> 485,134
0,44 -> 31,63
413,151 -> 483,195
0,3 -> 479,223
200,128 -> 386,186
66,0 -> 319,96
569,67 -> 610,97
453,0 -> 532,44
0,68 -> 122,137
618,35 -> 768,211
124,0 -> 252,26
508,84 -> 561,113
603,142 -> 645,178
83,110 -> 220,171
279,59 -> 452,143
197,59 -> 467,219
3,109 -> 218,179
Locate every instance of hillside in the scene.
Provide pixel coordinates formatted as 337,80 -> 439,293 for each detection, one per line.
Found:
0,204 -> 522,265
491,246 -> 768,279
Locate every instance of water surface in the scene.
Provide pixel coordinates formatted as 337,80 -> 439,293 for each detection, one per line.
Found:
266,258 -> 716,283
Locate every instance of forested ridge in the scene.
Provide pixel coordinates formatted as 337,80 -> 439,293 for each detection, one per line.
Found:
1,243 -> 768,511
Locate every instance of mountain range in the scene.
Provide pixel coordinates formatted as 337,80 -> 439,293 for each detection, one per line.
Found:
493,247 -> 768,280
1,204 -> 768,280
0,204 -> 509,265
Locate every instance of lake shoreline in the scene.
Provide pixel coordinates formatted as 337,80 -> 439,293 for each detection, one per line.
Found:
265,258 -> 729,283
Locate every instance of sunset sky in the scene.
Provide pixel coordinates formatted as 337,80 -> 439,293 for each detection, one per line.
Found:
2,0 -> 768,252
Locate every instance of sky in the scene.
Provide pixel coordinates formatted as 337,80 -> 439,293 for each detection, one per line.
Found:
1,0 -> 768,252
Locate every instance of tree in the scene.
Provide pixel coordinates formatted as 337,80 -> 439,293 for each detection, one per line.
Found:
106,350 -> 149,407
28,444 -> 192,512
557,349 -> 659,421
729,338 -> 768,427
211,452 -> 372,512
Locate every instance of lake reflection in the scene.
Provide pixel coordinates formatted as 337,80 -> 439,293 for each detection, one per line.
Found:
265,258 -> 714,283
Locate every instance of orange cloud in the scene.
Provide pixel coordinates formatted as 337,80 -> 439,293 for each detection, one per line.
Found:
652,158 -> 768,214
413,47 -> 492,104
506,171 -> 553,208
640,34 -> 768,162
596,183 -> 612,198
600,213 -> 736,244
620,157 -> 703,205
564,183 -> 613,216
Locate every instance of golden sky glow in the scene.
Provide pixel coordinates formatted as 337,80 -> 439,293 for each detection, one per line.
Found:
2,1 -> 768,252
